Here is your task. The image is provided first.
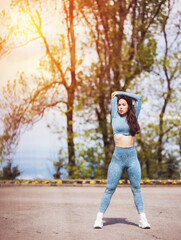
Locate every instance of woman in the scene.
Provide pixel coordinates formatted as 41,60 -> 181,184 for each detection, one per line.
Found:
93,91 -> 150,229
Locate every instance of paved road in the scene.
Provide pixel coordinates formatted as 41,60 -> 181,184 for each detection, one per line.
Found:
0,185 -> 181,240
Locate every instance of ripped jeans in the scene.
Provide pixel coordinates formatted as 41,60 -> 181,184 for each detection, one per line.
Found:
99,146 -> 144,213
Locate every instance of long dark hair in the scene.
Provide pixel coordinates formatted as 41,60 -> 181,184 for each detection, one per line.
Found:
117,95 -> 140,136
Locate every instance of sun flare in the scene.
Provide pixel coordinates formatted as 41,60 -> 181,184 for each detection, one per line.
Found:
10,7 -> 39,44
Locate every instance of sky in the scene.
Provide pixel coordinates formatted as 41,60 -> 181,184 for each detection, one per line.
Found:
0,0 -> 66,179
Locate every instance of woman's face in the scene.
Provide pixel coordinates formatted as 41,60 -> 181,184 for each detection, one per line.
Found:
118,98 -> 129,116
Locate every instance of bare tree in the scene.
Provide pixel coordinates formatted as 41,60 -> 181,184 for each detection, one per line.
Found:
0,0 -> 77,177
78,0 -> 167,176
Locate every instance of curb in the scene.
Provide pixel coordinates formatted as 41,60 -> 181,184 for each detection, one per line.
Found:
0,179 -> 181,186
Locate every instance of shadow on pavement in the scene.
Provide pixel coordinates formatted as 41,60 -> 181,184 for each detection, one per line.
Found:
103,217 -> 138,227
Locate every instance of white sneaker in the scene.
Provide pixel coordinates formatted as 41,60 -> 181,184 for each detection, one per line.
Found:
139,213 -> 151,229
93,212 -> 103,229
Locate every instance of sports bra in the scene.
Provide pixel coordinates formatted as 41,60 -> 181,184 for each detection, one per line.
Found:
111,91 -> 141,135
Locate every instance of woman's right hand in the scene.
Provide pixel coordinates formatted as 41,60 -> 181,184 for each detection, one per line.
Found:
111,91 -> 117,98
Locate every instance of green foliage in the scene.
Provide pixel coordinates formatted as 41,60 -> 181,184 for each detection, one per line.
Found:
136,126 -> 158,179
136,116 -> 181,179
78,146 -> 104,179
52,123 -> 105,179
0,161 -> 21,180
52,149 -> 66,179
162,154 -> 181,179
137,38 -> 157,72
67,160 -> 91,179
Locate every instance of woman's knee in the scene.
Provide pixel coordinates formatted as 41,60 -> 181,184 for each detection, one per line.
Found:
105,184 -> 116,195
130,183 -> 141,194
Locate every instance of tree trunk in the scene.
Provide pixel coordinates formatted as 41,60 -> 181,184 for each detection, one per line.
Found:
96,102 -> 113,178
137,137 -> 151,178
65,0 -> 76,177
157,93 -> 171,177
157,114 -> 164,177
66,90 -> 76,178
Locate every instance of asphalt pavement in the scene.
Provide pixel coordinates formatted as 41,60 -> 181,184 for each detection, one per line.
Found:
0,185 -> 181,240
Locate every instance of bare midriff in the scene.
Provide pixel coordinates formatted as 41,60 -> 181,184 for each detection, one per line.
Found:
114,134 -> 135,148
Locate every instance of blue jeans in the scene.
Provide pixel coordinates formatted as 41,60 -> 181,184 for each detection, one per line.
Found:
99,146 -> 144,213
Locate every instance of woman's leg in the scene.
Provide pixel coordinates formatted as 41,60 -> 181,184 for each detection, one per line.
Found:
94,148 -> 124,228
126,150 -> 150,228
98,152 -> 124,213
126,153 -> 144,213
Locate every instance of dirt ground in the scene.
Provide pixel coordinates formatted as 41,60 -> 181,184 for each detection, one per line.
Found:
0,185 -> 181,240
